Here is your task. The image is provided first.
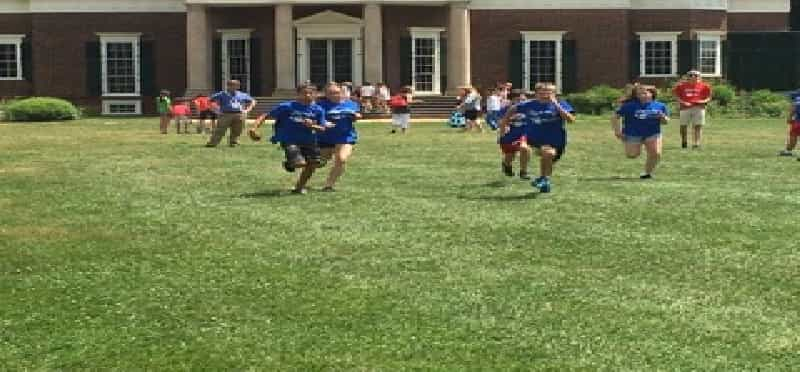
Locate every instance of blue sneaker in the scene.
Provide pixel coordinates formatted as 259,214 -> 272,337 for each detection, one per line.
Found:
532,176 -> 544,189
539,178 -> 552,193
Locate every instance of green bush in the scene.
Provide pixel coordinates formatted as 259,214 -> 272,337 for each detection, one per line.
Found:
711,82 -> 736,106
565,85 -> 623,115
743,90 -> 788,118
5,97 -> 80,122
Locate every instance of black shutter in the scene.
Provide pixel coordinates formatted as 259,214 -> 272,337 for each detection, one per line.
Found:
439,37 -> 447,94
721,39 -> 729,79
249,37 -> 262,96
562,39 -> 577,93
140,40 -> 156,96
85,41 -> 102,96
213,39 -> 222,91
22,37 -> 32,82
399,37 -> 412,86
678,39 -> 697,76
629,39 -> 640,80
508,39 -> 523,88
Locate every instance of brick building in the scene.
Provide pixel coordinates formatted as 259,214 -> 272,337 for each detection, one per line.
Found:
0,0 -> 792,115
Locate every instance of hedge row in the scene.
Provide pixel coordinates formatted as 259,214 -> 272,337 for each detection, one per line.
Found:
2,97 -> 80,122
564,82 -> 792,118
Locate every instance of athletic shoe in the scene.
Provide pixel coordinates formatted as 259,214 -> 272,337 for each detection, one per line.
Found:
692,145 -> 700,150
519,172 -> 531,180
501,162 -> 513,177
204,143 -> 216,148
532,176 -> 545,190
229,142 -> 240,148
290,188 -> 307,195
779,150 -> 794,157
391,129 -> 396,134
640,173 -> 653,180
539,178 -> 552,193
321,186 -> 336,192
282,161 -> 295,173
682,142 -> 688,149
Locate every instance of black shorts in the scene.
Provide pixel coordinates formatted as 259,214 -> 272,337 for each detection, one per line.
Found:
199,110 -> 217,120
464,110 -> 480,121
318,142 -> 336,149
283,144 -> 321,166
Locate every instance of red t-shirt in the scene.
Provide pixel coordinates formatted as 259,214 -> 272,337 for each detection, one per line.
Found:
171,104 -> 191,116
193,96 -> 212,112
673,82 -> 712,109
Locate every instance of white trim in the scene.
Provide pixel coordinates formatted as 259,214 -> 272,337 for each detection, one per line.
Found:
409,28 -> 443,95
102,99 -> 142,115
521,31 -> 566,92
0,34 -> 24,81
696,32 -> 724,77
98,33 -> 141,97
637,32 -> 680,78
295,11 -> 363,87
728,0 -> 790,13
219,29 -> 252,93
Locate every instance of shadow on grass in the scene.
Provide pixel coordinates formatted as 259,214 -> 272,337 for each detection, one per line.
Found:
459,192 -> 540,201
239,190 -> 289,199
483,180 -> 511,188
578,176 -> 642,182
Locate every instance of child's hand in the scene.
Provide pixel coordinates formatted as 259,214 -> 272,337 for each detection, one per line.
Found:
324,122 -> 336,129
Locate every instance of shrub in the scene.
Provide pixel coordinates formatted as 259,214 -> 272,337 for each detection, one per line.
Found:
5,97 -> 80,122
743,90 -> 788,118
565,85 -> 623,115
711,82 -> 736,106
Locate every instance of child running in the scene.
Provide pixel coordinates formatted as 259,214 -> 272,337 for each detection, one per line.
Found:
779,91 -> 800,159
316,83 -> 362,192
389,86 -> 414,134
485,88 -> 502,131
251,85 -> 329,194
612,84 -> 669,179
498,90 -> 532,179
503,82 -> 576,193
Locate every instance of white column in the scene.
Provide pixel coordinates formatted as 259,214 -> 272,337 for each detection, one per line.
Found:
275,4 -> 295,94
186,4 -> 212,92
447,2 -> 471,94
363,3 -> 383,84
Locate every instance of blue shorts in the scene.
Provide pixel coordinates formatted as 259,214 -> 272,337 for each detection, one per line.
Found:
624,133 -> 661,145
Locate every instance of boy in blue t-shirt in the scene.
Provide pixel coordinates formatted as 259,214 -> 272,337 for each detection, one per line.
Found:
612,85 -> 669,179
251,85 -> 329,194
503,83 -> 576,193
316,83 -> 362,192
498,90 -> 532,179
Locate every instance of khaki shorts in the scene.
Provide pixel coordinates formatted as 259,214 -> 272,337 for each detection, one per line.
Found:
680,106 -> 706,127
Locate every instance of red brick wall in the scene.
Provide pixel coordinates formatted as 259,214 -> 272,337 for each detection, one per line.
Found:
210,7 -> 275,96
728,13 -> 790,31
471,10 -> 631,91
0,14 -> 33,97
630,10 -> 727,37
30,13 -> 186,114
382,5 -> 448,90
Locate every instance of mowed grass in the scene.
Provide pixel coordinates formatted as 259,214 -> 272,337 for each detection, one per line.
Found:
1,116 -> 798,370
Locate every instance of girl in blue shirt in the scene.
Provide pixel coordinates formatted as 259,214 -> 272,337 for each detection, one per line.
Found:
316,83 -> 363,192
251,84 -> 329,194
503,83 -> 576,193
612,85 -> 670,179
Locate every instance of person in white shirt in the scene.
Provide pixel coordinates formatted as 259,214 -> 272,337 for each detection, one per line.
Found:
485,88 -> 502,130
360,82 -> 375,112
457,86 -> 484,133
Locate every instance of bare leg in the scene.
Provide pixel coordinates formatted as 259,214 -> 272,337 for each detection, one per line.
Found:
693,125 -> 703,147
539,146 -> 557,177
295,163 -> 317,191
644,137 -> 662,175
788,134 -> 798,151
680,125 -> 688,146
519,146 -> 531,174
625,142 -> 642,159
324,144 -> 353,189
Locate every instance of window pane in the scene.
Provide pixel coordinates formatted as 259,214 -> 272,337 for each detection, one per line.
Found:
105,42 -> 136,94
413,37 -> 436,92
332,39 -> 352,83
528,40 -> 557,88
227,39 -> 249,91
698,39 -> 719,75
644,40 -> 673,75
0,43 -> 19,78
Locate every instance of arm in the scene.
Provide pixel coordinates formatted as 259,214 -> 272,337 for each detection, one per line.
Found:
251,113 -> 269,130
659,111 -> 670,125
611,113 -> 624,140
243,97 -> 257,113
697,87 -> 712,104
499,106 -> 516,134
789,105 -> 796,124
552,98 -> 576,123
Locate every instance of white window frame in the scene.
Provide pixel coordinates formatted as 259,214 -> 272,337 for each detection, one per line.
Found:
0,34 -> 25,81
97,33 -> 141,97
696,31 -> 724,77
637,32 -> 680,78
521,31 -> 566,93
102,99 -> 142,115
219,29 -> 252,93
409,27 -> 444,96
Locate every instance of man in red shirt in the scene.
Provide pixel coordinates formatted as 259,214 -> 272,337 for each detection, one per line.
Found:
673,70 -> 712,149
193,94 -> 217,135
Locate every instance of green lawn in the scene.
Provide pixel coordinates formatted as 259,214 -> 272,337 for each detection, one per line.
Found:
1,117 -> 798,370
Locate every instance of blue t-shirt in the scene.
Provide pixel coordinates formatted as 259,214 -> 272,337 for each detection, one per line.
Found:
518,100 -> 575,147
316,99 -> 360,145
616,100 -> 669,137
211,90 -> 253,113
269,101 -> 326,145
792,94 -> 800,122
498,104 -> 528,144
